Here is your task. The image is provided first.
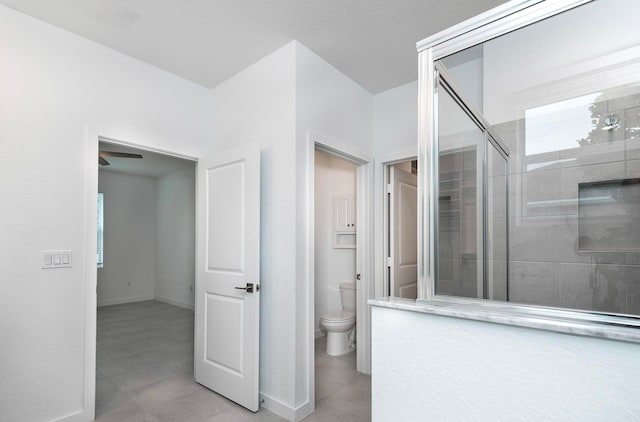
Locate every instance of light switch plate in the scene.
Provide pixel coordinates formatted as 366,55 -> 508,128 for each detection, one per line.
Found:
42,250 -> 72,269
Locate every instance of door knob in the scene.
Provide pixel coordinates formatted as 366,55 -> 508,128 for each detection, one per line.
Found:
235,283 -> 258,293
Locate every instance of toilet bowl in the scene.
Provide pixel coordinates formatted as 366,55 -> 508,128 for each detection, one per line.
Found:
320,283 -> 356,356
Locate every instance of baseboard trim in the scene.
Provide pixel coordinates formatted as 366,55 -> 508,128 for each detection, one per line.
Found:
53,408 -> 87,422
97,296 -> 154,307
295,399 -> 314,421
260,393 -> 295,421
259,393 -> 315,422
154,295 -> 195,310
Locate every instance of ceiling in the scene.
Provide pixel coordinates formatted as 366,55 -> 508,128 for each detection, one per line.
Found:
99,142 -> 195,178
1,0 -> 505,94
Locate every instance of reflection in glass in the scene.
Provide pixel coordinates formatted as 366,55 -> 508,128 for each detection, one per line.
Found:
525,93 -> 602,156
578,179 -> 640,251
487,142 -> 508,300
437,83 -> 484,298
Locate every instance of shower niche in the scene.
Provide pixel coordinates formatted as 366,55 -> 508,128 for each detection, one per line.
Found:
578,178 -> 640,252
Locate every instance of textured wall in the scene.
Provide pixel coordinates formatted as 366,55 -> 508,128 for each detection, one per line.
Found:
0,5 -> 212,420
372,306 -> 640,421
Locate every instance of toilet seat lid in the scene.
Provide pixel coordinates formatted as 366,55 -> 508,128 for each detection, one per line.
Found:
321,310 -> 355,323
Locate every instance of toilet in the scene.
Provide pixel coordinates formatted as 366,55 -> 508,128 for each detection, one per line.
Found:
320,282 -> 356,356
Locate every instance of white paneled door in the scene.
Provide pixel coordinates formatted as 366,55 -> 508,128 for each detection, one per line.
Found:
195,143 -> 260,411
390,167 -> 418,299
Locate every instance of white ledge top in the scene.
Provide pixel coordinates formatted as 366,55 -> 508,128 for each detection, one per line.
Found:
369,297 -> 640,344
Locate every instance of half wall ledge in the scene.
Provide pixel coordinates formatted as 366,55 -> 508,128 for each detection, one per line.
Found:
369,297 -> 640,344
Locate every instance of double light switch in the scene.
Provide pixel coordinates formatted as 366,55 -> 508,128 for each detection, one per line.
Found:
42,250 -> 72,269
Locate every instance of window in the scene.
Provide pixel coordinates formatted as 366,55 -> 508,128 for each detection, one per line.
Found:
97,192 -> 104,268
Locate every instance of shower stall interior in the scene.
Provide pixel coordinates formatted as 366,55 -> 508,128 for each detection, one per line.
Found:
430,0 -> 640,317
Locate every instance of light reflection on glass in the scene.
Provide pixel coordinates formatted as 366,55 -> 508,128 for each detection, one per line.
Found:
525,93 -> 601,156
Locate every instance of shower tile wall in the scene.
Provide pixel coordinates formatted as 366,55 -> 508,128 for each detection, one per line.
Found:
494,92 -> 640,315
438,146 -> 481,298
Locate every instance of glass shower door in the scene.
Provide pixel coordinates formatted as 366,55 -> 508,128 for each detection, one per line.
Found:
435,66 -> 509,301
486,139 -> 508,301
436,80 -> 485,298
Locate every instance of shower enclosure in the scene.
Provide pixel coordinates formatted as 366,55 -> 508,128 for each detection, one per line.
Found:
435,64 -> 509,302
423,0 -> 640,318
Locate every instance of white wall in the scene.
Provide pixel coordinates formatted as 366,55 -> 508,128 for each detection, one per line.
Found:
314,151 -> 357,337
373,80 -> 418,159
372,306 -> 640,421
296,43 -> 374,158
97,171 -> 157,306
0,4 -> 212,421
295,42 -> 373,414
155,167 -> 196,309
210,42 -> 298,418
0,3 -> 385,420
210,40 -> 374,419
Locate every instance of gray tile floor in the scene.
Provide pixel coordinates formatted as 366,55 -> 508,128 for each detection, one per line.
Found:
308,337 -> 371,422
96,300 -> 370,421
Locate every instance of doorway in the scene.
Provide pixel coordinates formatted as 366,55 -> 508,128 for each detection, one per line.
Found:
381,158 -> 419,299
313,149 -> 359,396
96,141 -> 196,308
87,136 -> 273,420
95,140 -> 198,417
306,132 -> 373,419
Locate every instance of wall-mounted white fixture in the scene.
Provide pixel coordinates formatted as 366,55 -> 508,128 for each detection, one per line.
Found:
334,196 -> 356,248
41,250 -> 72,269
334,196 -> 355,232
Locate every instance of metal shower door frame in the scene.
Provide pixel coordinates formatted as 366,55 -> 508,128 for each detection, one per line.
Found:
432,62 -> 510,302
417,0 -> 594,303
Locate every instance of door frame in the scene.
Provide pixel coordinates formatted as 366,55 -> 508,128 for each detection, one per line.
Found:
304,130 -> 373,411
82,127 -> 197,421
374,154 -> 418,300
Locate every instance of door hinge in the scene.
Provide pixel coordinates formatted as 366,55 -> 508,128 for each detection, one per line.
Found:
386,183 -> 393,195
386,257 -> 393,267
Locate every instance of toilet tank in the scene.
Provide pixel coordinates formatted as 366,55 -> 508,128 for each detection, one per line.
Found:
339,283 -> 356,312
